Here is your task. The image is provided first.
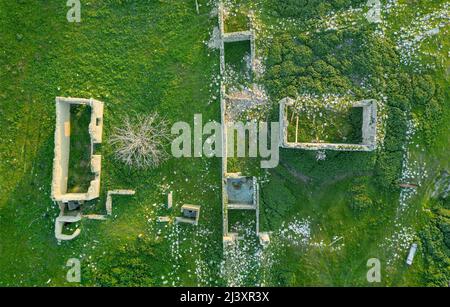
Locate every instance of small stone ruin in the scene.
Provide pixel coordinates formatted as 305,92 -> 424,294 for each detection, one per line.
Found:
175,204 -> 201,226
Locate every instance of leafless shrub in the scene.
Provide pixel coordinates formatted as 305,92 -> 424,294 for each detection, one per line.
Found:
110,113 -> 171,169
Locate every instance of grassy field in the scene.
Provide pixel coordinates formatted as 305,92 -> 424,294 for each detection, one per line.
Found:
0,0 -> 448,287
0,0 -> 223,286
224,41 -> 251,72
225,0 -> 449,286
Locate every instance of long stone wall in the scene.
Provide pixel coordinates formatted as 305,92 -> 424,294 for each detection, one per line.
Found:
218,1 -> 263,248
52,100 -> 71,199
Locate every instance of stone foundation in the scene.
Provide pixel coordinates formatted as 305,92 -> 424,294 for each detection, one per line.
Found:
51,97 -> 104,241
279,97 -> 378,151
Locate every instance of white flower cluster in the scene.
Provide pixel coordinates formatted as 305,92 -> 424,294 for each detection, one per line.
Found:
220,220 -> 263,286
383,225 -> 415,266
318,7 -> 364,32
398,118 -> 428,211
395,3 -> 449,68
278,217 -> 312,247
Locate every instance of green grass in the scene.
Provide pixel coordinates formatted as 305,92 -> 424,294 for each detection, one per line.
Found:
256,0 -> 448,286
224,40 -> 251,76
287,106 -> 363,144
67,104 -> 95,193
0,0 -> 222,286
0,0 -> 448,287
224,11 -> 250,33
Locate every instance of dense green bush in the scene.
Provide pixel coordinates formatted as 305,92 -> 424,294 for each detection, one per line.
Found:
438,219 -> 450,249
419,221 -> 450,286
419,198 -> 450,286
271,0 -> 366,20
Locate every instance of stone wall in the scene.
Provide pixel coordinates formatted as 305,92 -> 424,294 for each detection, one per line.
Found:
52,100 -> 71,199
218,1 -> 262,246
279,97 -> 378,151
218,2 -> 256,75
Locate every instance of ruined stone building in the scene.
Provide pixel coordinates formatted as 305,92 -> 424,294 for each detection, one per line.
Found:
51,97 -> 104,241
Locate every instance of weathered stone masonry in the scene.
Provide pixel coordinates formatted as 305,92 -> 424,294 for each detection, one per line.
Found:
218,1 -> 267,248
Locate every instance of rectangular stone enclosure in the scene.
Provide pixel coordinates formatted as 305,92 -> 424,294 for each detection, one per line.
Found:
175,204 -> 201,226
279,97 -> 377,151
51,97 -> 104,203
226,177 -> 256,207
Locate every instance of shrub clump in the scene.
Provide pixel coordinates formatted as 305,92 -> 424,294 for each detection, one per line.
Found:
110,112 -> 171,170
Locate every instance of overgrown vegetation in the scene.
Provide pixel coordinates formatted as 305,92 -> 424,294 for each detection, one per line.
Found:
259,0 -> 449,285
419,194 -> 450,286
224,40 -> 252,86
348,176 -> 373,213
271,0 -> 366,20
67,104 -> 95,193
286,104 -> 363,144
0,0 -> 222,286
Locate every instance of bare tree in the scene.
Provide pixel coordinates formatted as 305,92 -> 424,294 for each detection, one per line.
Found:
110,113 -> 171,169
